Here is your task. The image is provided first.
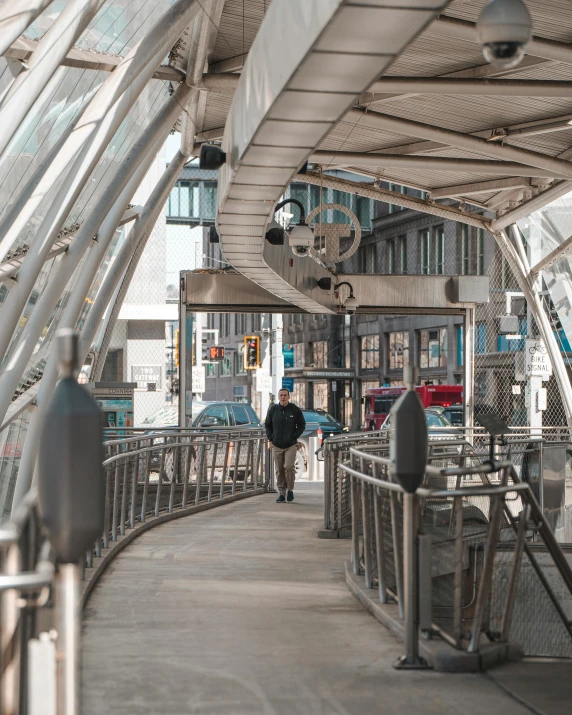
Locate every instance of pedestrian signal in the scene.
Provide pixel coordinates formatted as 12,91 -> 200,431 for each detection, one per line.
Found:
244,336 -> 260,370
209,345 -> 225,361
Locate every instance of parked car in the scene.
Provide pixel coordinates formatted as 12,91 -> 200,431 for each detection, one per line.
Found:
441,404 -> 463,426
381,407 -> 454,435
141,401 -> 261,430
301,409 -> 344,438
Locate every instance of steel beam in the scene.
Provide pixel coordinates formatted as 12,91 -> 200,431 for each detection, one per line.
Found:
0,0 -> 53,56
430,178 -> 532,200
491,181 -> 572,231
530,233 -> 572,276
348,109 -> 572,180
4,37 -> 185,82
299,172 -> 492,230
12,151 -> 190,509
0,0 -> 108,160
310,151 -> 564,179
432,16 -> 572,67
0,207 -> 139,285
368,77 -> 572,98
0,84 -> 188,427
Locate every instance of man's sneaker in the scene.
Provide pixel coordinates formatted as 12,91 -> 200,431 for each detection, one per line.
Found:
287,491 -> 294,502
276,494 -> 286,502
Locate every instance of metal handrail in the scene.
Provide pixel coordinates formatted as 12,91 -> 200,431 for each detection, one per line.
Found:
342,449 -> 572,659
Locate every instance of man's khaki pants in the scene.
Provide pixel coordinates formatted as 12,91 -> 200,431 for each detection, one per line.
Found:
272,444 -> 297,496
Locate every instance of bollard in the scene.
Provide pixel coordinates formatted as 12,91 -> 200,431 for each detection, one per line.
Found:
390,366 -> 430,670
37,329 -> 104,714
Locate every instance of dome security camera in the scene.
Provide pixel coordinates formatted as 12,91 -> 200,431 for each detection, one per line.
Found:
289,222 -> 314,257
343,294 -> 359,316
477,0 -> 532,70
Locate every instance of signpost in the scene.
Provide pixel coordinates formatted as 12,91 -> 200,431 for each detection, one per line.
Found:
283,344 -> 294,369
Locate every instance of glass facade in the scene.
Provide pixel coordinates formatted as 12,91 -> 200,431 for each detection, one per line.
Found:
388,332 -> 409,370
419,328 -> 447,368
311,341 -> 327,368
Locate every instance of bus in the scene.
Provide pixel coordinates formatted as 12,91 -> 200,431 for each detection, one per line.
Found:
364,385 -> 463,431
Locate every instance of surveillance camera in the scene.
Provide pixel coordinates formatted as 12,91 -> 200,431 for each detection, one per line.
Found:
477,0 -> 531,70
343,294 -> 359,316
291,245 -> 311,257
289,222 -> 314,258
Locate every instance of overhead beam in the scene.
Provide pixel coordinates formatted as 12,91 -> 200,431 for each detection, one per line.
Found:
369,77 -> 572,98
530,232 -> 572,276
491,181 -> 572,231
430,178 -> 532,200
298,171 -> 491,230
208,53 -> 246,73
4,37 -> 185,82
349,108 -> 572,180
432,16 -> 572,67
310,151 -> 566,179
369,113 -> 572,157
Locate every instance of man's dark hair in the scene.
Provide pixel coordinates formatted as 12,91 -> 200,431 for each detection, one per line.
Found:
278,388 -> 290,394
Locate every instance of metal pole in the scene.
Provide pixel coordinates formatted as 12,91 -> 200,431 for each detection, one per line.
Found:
56,563 -> 80,715
394,492 -> 428,669
463,307 -> 475,440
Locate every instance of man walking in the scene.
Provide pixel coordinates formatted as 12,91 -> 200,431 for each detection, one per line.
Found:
265,388 -> 305,502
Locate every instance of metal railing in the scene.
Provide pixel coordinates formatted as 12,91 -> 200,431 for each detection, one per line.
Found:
0,428 -> 269,714
322,427 -> 572,536
342,445 -> 572,659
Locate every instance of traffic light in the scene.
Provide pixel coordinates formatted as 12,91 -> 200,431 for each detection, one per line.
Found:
175,329 -> 179,367
244,335 -> 260,370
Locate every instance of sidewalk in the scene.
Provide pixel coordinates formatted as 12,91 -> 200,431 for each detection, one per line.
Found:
82,482 -> 557,714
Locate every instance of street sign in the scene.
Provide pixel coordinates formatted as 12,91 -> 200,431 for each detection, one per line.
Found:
283,344 -> 294,369
256,370 -> 271,391
525,339 -> 552,377
192,366 -> 206,392
282,377 -> 294,392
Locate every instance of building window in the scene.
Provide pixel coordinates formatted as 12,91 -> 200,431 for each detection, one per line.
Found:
457,326 -> 464,366
206,363 -> 216,377
421,229 -> 430,274
313,382 -> 328,410
292,381 -> 306,408
356,196 -> 372,230
398,235 -> 407,274
311,341 -> 328,368
388,183 -> 405,214
419,328 -> 447,368
220,313 -> 230,338
293,343 -> 305,367
235,348 -> 246,374
290,183 -> 308,223
207,313 -> 215,329
388,332 -> 409,370
333,190 -> 352,224
388,239 -> 395,274
220,356 -> 232,376
235,313 -> 248,334
203,181 -> 217,220
434,225 -> 444,274
477,229 -> 485,276
461,224 -> 470,276
475,322 -> 487,354
361,335 -> 380,370
251,313 -> 261,332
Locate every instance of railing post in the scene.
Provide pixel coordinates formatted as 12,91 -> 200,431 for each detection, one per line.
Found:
140,445 -> 152,523
208,442 -> 218,502
372,467 -> 387,603
468,490 -> 505,653
220,441 -> 230,498
360,460 -> 373,589
453,494 -> 464,646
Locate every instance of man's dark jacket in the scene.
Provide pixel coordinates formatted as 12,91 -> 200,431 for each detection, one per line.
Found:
265,402 -> 306,449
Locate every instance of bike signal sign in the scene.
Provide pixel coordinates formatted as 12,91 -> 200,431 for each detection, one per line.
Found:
525,339 -> 552,377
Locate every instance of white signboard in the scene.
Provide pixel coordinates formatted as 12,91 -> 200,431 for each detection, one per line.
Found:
192,366 -> 206,393
256,371 -> 272,392
131,365 -> 161,390
525,340 -> 552,377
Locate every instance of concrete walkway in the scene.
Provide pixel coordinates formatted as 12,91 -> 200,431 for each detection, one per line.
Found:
82,483 -> 538,715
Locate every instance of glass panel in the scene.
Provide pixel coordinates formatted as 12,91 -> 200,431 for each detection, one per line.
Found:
232,405 -> 250,425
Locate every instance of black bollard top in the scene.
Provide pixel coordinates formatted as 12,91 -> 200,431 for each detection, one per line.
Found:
389,386 -> 428,494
